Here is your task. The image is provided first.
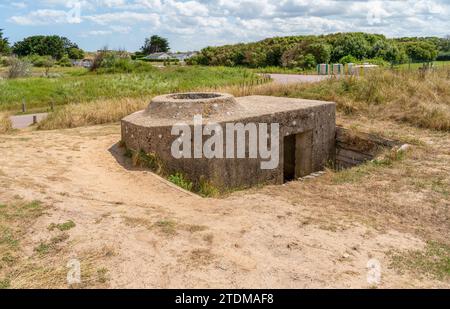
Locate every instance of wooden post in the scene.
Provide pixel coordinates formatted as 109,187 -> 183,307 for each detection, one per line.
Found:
22,99 -> 26,113
33,115 -> 37,125
50,101 -> 55,112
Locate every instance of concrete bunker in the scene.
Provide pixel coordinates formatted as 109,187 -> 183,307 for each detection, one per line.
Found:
121,92 -> 336,191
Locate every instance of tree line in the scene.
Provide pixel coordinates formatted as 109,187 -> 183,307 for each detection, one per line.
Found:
0,31 -> 171,60
188,32 -> 449,69
0,30 -> 84,60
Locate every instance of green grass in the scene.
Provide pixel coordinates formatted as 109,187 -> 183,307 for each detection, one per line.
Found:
168,173 -> 194,192
389,242 -> 450,281
396,60 -> 450,70
48,220 -> 76,232
0,66 -> 258,112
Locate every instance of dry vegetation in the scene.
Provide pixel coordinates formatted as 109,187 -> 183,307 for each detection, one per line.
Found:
0,198 -> 114,288
34,67 -> 450,132
0,113 -> 12,134
218,68 -> 450,132
38,97 -> 149,130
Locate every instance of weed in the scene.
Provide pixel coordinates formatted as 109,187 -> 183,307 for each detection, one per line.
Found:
168,173 -> 193,192
154,220 -> 178,236
48,220 -> 76,232
132,150 -> 164,174
197,179 -> 220,198
34,233 -> 70,256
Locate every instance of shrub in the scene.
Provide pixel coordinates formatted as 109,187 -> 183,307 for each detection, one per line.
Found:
7,57 -> 31,79
25,55 -> 55,68
0,57 -> 8,67
339,55 -> 358,64
57,55 -> 72,67
90,49 -> 155,74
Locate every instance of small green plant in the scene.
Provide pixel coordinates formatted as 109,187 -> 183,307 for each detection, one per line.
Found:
34,242 -> 50,255
132,150 -> 164,174
34,233 -> 69,255
168,173 -> 193,192
48,220 -> 76,232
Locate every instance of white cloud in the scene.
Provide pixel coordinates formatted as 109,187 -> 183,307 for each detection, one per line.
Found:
84,11 -> 161,26
11,2 -> 27,9
6,0 -> 450,50
9,9 -> 76,25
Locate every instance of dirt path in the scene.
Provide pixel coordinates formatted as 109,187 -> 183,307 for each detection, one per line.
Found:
0,123 -> 448,288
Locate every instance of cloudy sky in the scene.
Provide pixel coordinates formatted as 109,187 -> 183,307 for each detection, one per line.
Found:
1,0 -> 449,52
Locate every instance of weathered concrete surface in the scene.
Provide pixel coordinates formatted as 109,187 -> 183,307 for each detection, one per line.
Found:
335,127 -> 399,169
122,93 -> 336,190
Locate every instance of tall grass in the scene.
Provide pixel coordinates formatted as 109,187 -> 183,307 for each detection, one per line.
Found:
37,98 -> 148,130
0,66 -> 257,112
219,68 -> 450,131
0,113 -> 12,134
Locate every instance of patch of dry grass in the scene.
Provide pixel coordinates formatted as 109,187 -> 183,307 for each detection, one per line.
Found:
389,242 -> 450,281
0,199 -> 114,289
0,113 -> 12,134
37,97 -> 149,130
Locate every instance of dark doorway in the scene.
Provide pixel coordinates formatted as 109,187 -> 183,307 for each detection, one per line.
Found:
283,135 -> 296,182
283,131 -> 313,182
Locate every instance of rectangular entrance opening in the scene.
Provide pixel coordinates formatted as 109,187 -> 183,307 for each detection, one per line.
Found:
283,131 -> 313,182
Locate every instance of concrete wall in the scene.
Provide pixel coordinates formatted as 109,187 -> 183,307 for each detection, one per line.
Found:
335,127 -> 398,169
121,97 -> 336,191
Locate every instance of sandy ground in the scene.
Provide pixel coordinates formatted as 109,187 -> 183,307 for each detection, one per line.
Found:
0,121 -> 448,288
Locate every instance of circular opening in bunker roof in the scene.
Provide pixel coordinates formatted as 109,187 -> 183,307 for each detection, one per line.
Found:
168,93 -> 223,100
147,92 -> 238,119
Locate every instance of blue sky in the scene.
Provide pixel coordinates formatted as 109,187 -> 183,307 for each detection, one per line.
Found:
1,0 -> 449,52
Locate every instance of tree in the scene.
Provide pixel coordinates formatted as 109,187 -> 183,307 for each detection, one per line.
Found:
404,41 -> 439,63
67,47 -> 84,59
141,35 -> 170,54
12,35 -> 84,60
330,33 -> 372,62
0,29 -> 10,55
307,43 -> 332,64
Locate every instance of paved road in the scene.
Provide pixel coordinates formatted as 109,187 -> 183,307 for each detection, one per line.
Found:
10,113 -> 48,129
267,74 -> 331,85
